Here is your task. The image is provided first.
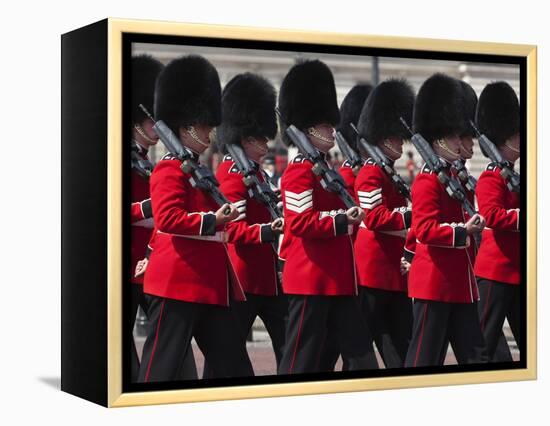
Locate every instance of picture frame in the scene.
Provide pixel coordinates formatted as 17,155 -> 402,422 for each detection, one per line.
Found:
61,17 -> 537,407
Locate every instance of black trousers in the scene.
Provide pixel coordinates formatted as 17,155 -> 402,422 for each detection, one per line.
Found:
129,284 -> 197,381
477,278 -> 520,361
203,292 -> 288,377
138,295 -> 254,383
358,287 -> 412,368
404,299 -> 489,367
278,295 -> 379,375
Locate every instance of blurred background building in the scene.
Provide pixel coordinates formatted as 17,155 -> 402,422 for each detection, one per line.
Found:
133,42 -> 520,182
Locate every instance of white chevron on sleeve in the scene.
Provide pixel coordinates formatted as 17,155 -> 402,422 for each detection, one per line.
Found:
285,189 -> 313,213
285,189 -> 313,201
286,200 -> 313,213
358,188 -> 382,210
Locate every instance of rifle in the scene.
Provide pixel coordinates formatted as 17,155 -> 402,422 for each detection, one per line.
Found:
399,117 -> 477,218
469,120 -> 520,193
453,159 -> 477,192
350,123 -> 411,202
276,108 -> 358,213
225,143 -> 282,220
131,142 -> 153,179
334,130 -> 363,175
139,104 -> 231,212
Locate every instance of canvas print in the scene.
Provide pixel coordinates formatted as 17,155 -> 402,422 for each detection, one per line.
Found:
126,39 -> 523,390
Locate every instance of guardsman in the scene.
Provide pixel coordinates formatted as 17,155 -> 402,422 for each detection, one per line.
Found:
404,73 -> 488,367
214,72 -> 287,371
277,60 -> 378,374
337,84 -> 373,198
474,82 -> 521,361
354,78 -> 415,368
138,55 -> 254,382
129,55 -> 163,381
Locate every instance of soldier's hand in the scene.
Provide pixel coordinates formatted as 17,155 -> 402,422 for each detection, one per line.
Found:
465,214 -> 486,235
271,218 -> 284,232
400,257 -> 411,275
215,203 -> 239,225
346,206 -> 364,225
134,258 -> 149,277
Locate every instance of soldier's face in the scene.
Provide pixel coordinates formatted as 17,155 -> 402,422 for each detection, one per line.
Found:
434,135 -> 462,162
459,136 -> 475,159
307,124 -> 335,153
501,133 -> 520,162
133,118 -> 159,148
242,136 -> 269,163
379,137 -> 404,161
178,124 -> 213,154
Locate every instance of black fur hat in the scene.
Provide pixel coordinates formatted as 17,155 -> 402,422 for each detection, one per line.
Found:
459,81 -> 478,138
154,55 -> 221,134
216,73 -> 277,150
413,73 -> 465,143
337,84 -> 373,152
131,55 -> 163,125
358,78 -> 415,146
278,59 -> 340,146
476,81 -> 519,146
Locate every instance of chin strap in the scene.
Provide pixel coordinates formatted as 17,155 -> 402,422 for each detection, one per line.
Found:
186,126 -> 210,150
307,127 -> 334,145
435,138 -> 461,161
382,139 -> 401,156
134,124 -> 157,144
504,140 -> 520,153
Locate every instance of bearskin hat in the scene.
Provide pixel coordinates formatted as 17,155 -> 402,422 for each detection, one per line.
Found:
413,73 -> 465,143
336,84 -> 373,152
459,80 -> 478,138
216,73 -> 277,151
476,81 -> 519,146
154,55 -> 221,134
131,55 -> 164,125
278,59 -> 340,146
358,78 -> 415,146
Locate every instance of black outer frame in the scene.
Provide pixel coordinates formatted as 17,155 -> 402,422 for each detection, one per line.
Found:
60,20 -> 528,407
61,19 -> 109,406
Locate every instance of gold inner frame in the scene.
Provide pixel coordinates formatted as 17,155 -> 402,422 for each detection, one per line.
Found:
106,17 -> 537,407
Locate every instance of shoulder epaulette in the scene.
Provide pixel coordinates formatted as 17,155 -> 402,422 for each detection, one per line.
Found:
420,163 -> 434,174
223,154 -> 233,162
291,154 -> 307,164
161,153 -> 178,161
341,160 -> 351,168
229,163 -> 241,174
365,158 -> 376,166
485,162 -> 499,172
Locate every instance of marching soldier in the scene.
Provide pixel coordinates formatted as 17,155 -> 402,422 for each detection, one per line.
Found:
474,82 -> 521,361
404,73 -> 489,367
337,84 -> 373,198
214,72 -> 287,371
277,60 -> 378,374
129,55 -> 162,381
354,78 -> 415,368
138,55 -> 254,382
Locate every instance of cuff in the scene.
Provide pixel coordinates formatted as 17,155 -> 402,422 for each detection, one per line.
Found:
403,248 -> 415,263
454,225 -> 468,247
334,213 -> 349,236
200,213 -> 217,236
260,224 -> 277,243
141,199 -> 153,219
145,245 -> 153,259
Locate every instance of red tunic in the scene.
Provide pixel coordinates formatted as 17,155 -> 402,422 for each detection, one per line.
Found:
474,163 -> 520,285
143,154 -> 245,306
279,155 -> 357,296
408,166 -> 479,303
216,156 -> 279,296
354,159 -> 410,292
130,147 -> 154,285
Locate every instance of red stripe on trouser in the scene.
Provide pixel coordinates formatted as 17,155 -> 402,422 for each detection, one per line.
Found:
481,282 -> 493,332
413,304 -> 428,367
144,299 -> 166,382
289,297 -> 308,374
